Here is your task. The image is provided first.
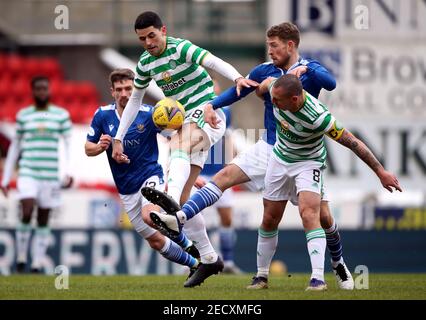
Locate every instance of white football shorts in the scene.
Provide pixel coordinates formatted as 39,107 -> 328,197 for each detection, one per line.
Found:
263,153 -> 328,205
231,138 -> 272,192
17,176 -> 61,209
119,175 -> 165,239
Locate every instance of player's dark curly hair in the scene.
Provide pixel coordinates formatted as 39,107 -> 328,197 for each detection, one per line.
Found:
267,22 -> 300,48
109,69 -> 135,88
134,11 -> 163,31
31,76 -> 49,89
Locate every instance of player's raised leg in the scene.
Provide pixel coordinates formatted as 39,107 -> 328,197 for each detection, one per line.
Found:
145,164 -> 250,229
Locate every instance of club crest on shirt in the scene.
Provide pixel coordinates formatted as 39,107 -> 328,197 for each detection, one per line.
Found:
37,123 -> 46,133
294,122 -> 304,132
137,124 -> 145,133
280,120 -> 289,131
162,71 -> 172,83
169,60 -> 177,70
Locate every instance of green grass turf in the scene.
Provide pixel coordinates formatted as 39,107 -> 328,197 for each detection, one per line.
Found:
1,273 -> 425,300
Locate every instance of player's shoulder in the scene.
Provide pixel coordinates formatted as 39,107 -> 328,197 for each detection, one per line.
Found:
138,50 -> 152,63
48,104 -> 70,116
253,61 -> 275,72
98,103 -> 115,112
249,62 -> 276,77
139,104 -> 154,113
94,103 -> 115,118
174,37 -> 193,50
16,106 -> 35,119
305,91 -> 329,114
168,36 -> 185,45
300,58 -> 323,68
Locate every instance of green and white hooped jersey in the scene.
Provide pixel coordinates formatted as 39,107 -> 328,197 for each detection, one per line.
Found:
134,36 -> 216,113
271,89 -> 337,166
16,105 -> 71,181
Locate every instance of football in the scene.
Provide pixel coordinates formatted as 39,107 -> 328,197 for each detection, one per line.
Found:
152,98 -> 185,130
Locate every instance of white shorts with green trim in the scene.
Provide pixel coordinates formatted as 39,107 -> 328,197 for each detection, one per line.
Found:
184,105 -> 227,168
263,154 -> 328,206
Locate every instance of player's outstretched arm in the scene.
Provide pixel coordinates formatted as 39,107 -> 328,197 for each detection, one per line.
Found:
306,62 -> 336,91
85,134 -> 112,157
201,54 -> 258,95
255,77 -> 276,98
113,87 -> 145,163
335,129 -> 402,193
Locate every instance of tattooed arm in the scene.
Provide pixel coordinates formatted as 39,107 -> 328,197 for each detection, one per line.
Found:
331,129 -> 402,193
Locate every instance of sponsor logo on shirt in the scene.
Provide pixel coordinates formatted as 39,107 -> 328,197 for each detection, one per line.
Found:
161,77 -> 187,92
123,138 -> 141,148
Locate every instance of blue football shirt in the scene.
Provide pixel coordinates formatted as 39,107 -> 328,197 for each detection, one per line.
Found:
87,103 -> 163,195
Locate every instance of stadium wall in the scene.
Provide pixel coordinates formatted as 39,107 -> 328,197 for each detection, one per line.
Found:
0,229 -> 425,275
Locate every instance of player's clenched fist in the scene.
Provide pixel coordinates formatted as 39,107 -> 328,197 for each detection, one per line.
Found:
99,134 -> 112,151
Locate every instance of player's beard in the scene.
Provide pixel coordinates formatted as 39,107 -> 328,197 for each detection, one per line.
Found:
120,98 -> 129,109
34,96 -> 49,109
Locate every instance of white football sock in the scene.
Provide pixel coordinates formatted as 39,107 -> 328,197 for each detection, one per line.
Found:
31,227 -> 51,269
167,150 -> 191,204
256,228 -> 278,278
183,214 -> 218,264
306,228 -> 326,282
16,223 -> 31,263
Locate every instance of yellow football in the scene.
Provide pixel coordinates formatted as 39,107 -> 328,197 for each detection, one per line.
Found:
152,98 -> 185,130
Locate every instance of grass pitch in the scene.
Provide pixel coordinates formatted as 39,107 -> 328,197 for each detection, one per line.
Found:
1,273 -> 425,300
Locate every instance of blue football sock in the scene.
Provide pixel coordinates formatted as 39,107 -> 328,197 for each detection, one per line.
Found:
181,181 -> 222,220
219,227 -> 236,263
173,232 -> 191,249
325,221 -> 343,262
160,238 -> 198,268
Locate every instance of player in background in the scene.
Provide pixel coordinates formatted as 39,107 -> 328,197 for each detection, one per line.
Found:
254,74 -> 402,290
85,69 -> 200,280
1,76 -> 73,273
146,22 -> 354,290
111,11 -> 257,286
